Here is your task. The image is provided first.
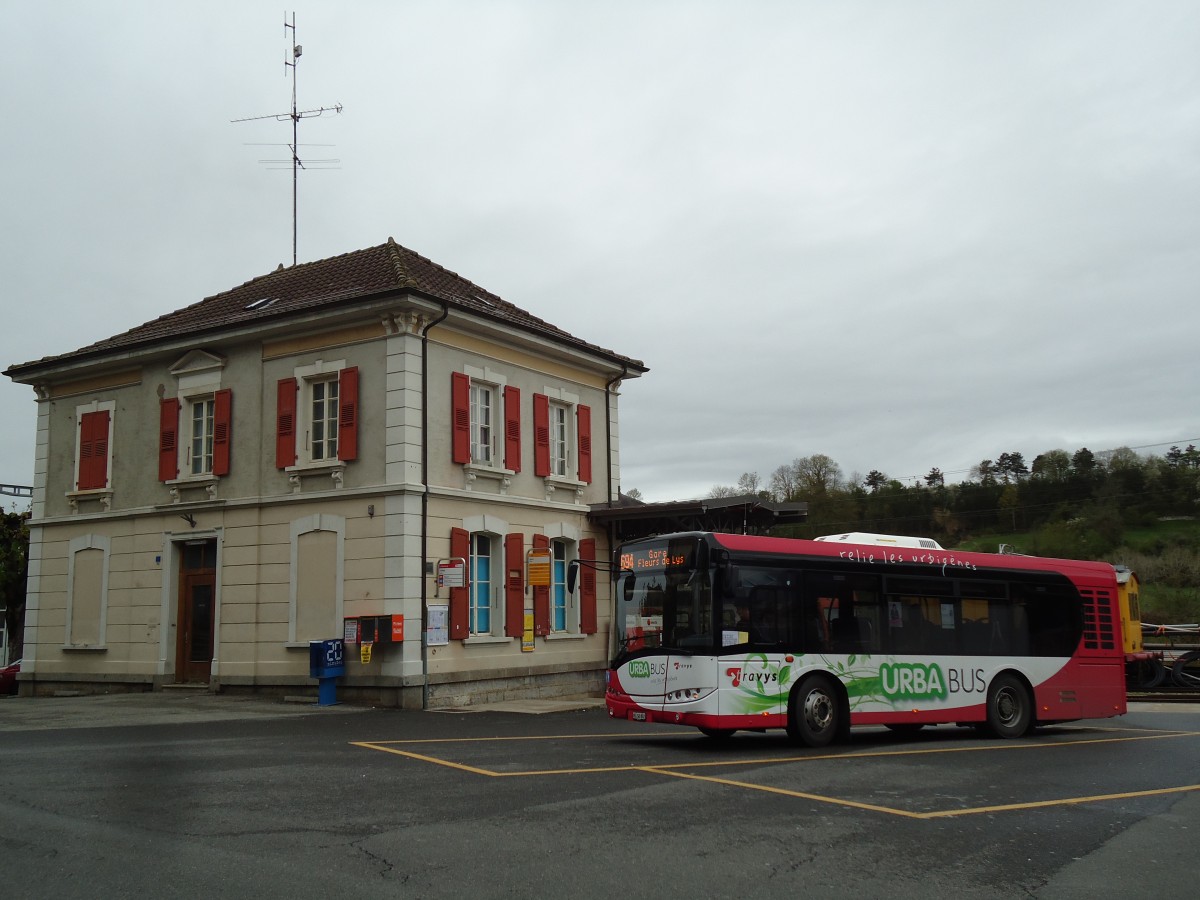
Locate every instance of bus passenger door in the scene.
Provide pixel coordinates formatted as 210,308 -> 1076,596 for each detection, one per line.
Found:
718,653 -> 786,721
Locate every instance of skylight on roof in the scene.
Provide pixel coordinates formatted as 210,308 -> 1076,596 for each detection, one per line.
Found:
245,297 -> 278,311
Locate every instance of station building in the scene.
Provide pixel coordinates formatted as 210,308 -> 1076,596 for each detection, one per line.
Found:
4,238 -> 647,707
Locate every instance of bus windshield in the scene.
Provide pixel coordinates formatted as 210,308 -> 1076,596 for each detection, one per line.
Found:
614,537 -> 711,658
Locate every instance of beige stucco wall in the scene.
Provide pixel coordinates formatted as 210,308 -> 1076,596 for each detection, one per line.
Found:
17,300 -> 629,703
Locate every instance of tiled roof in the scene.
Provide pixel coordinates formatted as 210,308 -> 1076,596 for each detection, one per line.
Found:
6,238 -> 646,376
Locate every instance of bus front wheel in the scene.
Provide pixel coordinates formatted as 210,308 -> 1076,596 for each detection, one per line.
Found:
787,676 -> 840,747
986,673 -> 1032,738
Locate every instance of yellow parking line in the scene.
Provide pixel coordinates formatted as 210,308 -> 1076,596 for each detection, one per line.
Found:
642,767 -> 927,818
352,742 -> 500,776
919,784 -> 1200,819
351,728 -> 1200,816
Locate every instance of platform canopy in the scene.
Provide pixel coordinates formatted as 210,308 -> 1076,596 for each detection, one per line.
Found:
588,493 -> 807,543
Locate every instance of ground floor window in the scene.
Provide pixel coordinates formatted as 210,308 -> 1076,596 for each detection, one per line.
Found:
471,533 -> 494,635
551,539 -> 570,632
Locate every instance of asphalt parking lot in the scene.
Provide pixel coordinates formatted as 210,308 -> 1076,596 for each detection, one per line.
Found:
1,693 -> 1196,899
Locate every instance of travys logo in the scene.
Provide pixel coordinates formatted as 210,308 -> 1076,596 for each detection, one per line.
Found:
726,667 -> 779,688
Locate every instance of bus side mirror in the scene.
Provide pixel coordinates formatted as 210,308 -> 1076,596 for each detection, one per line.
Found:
567,560 -> 579,595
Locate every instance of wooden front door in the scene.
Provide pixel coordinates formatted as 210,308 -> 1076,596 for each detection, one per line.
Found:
176,540 -> 217,683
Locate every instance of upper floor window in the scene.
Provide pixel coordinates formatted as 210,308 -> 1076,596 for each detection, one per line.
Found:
550,403 -> 569,477
534,391 -> 592,484
452,370 -> 520,471
159,390 -> 231,482
75,403 -> 115,492
470,383 -> 494,465
162,350 -> 230,482
276,362 -> 359,469
309,376 -> 339,462
189,397 -> 215,475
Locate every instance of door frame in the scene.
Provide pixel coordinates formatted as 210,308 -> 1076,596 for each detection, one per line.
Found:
159,531 -> 223,685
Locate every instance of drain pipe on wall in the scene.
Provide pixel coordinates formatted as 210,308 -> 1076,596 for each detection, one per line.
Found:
420,301 -> 449,710
602,365 -> 630,659
604,364 -> 630,506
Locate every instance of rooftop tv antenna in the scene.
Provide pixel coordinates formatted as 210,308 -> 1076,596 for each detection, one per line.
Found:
232,13 -> 342,265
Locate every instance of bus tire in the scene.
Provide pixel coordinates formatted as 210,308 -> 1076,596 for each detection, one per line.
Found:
698,727 -> 736,740
787,675 -> 840,747
986,673 -> 1032,738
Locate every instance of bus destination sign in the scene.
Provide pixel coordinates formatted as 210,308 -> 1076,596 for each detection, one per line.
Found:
619,540 -> 696,573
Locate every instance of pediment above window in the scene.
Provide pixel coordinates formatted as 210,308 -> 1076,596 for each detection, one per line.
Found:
169,350 -> 227,378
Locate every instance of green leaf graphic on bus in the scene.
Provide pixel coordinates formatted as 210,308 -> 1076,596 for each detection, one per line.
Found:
729,653 -> 789,711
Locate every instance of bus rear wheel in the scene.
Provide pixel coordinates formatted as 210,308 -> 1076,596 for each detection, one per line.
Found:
787,676 -> 840,747
986,673 -> 1032,738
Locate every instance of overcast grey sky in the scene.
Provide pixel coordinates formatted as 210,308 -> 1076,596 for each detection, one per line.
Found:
3,1 -> 1198,504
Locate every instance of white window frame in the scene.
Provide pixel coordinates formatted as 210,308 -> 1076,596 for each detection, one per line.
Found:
170,350 -> 226,484
539,387 -> 585,497
308,375 -> 340,462
549,538 -> 576,633
70,399 -> 116,498
544,523 -> 584,639
293,358 -> 347,469
549,402 -> 570,477
462,513 -> 511,643
470,382 -> 495,466
463,365 -> 511,471
186,394 -> 216,476
469,532 -> 496,636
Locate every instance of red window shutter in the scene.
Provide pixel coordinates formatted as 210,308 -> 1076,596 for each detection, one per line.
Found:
533,393 -> 551,477
451,372 -> 471,464
449,527 -> 470,640
158,398 -> 180,482
577,404 -> 593,484
533,533 -> 550,636
504,532 -> 525,638
212,389 -> 233,476
503,386 -> 521,472
338,366 -> 359,462
276,378 -> 297,469
580,538 -> 598,634
78,410 -> 110,490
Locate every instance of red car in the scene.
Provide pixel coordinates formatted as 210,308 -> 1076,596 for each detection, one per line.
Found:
0,659 -> 20,695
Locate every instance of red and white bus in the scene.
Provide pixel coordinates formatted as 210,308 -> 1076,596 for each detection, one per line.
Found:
604,531 -> 1127,744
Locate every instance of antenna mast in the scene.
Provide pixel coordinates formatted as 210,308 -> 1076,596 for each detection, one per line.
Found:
232,13 -> 342,265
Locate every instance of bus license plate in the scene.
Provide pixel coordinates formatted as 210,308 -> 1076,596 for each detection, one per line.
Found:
630,711 -> 647,722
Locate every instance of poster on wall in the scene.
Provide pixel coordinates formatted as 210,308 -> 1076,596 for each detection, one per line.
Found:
427,605 -> 449,646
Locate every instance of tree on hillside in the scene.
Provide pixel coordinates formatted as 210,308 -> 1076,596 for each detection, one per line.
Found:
972,459 -> 997,486
925,468 -> 945,488
1072,447 -> 1097,474
794,454 -> 844,497
1031,449 -> 1071,481
1166,445 -> 1200,469
995,451 -> 1029,483
708,471 -> 765,499
864,470 -> 888,492
1,508 -> 30,663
